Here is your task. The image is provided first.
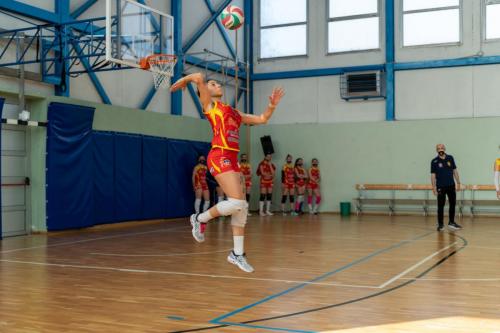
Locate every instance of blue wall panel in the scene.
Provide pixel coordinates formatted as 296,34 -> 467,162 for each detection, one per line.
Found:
93,131 -> 115,224
46,102 -> 95,230
142,136 -> 168,219
166,140 -> 210,218
114,133 -> 142,222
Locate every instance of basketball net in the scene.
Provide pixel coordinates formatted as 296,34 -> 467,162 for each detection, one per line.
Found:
141,54 -> 177,90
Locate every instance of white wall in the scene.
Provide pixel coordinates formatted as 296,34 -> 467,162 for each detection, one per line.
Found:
252,0 -> 500,124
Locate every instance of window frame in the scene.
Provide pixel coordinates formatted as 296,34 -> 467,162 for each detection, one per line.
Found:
483,0 -> 500,43
258,0 -> 309,61
326,0 -> 382,55
400,0 -> 463,48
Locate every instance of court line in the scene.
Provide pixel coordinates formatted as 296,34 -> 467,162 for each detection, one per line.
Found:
400,277 -> 500,282
89,249 -> 233,257
0,259 -> 379,288
377,241 -> 459,288
209,230 -> 435,330
0,225 -> 189,254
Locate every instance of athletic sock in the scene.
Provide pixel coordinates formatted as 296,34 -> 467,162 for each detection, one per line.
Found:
202,201 -> 210,212
198,209 -> 214,223
194,198 -> 201,213
233,236 -> 244,256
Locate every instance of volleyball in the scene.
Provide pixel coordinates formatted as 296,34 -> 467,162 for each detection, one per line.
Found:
221,5 -> 244,30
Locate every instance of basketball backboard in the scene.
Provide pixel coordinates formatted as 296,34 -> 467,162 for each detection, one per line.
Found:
105,0 -> 174,70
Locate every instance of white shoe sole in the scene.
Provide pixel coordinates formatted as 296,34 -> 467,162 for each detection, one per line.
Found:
447,225 -> 462,231
190,215 -> 205,243
227,255 -> 254,273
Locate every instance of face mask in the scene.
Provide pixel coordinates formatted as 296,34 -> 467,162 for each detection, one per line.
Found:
287,160 -> 292,163
313,163 -> 318,167
298,163 -> 303,167
438,151 -> 445,156
199,160 -> 206,164
241,159 -> 247,163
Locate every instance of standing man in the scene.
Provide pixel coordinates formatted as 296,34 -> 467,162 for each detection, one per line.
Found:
431,144 -> 463,231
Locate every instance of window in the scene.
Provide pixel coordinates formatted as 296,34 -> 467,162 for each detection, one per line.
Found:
260,0 -> 307,59
403,0 -> 461,47
485,1 -> 500,40
328,0 -> 380,53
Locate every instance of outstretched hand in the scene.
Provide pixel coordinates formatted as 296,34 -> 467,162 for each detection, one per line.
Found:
269,87 -> 285,106
170,78 -> 187,92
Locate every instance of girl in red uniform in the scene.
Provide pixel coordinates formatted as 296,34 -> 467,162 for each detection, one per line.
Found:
239,153 -> 252,215
171,73 -> 284,272
294,158 -> 308,214
257,154 -> 276,216
192,155 -> 209,214
307,158 -> 321,214
281,154 -> 297,216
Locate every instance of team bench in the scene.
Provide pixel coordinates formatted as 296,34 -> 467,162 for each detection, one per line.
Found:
353,184 -> 469,216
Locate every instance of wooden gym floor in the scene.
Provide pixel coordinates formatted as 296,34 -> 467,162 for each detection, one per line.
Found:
0,214 -> 499,333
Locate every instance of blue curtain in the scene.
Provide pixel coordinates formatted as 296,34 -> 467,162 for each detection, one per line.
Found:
46,102 -> 95,230
142,136 -> 168,219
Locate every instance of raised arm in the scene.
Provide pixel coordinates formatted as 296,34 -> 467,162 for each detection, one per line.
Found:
170,73 -> 212,110
239,87 -> 285,125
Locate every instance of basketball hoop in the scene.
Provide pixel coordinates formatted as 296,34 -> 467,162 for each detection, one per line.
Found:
140,54 -> 177,90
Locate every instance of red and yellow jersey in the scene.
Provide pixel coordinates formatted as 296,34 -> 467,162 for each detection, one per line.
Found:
282,163 -> 295,185
204,101 -> 242,152
193,164 -> 208,188
495,158 -> 500,171
295,166 -> 307,186
240,162 -> 252,182
258,160 -> 276,182
309,166 -> 320,185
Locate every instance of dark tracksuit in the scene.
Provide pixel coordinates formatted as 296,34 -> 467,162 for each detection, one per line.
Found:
431,155 -> 457,227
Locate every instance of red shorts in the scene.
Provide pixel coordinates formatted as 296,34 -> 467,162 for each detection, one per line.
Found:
260,180 -> 273,190
282,182 -> 295,190
207,148 -> 240,177
307,182 -> 319,190
245,181 -> 252,188
194,182 -> 209,191
296,180 -> 306,188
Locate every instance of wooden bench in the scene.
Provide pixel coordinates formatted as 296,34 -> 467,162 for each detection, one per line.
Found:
466,185 -> 500,217
354,184 -> 467,216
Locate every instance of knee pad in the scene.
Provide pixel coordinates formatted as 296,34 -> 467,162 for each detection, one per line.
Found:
266,193 -> 272,201
289,195 -> 295,203
260,194 -> 265,201
216,198 -> 248,216
231,206 -> 248,227
281,195 -> 287,204
246,194 -> 250,202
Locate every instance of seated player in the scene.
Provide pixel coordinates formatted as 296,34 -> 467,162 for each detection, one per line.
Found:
193,155 -> 210,214
307,158 -> 321,214
240,153 -> 252,216
281,154 -> 297,216
257,154 -> 276,216
294,158 -> 307,214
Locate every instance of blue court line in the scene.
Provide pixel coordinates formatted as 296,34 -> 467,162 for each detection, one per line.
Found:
210,230 -> 434,332
167,316 -> 185,321
216,321 -> 316,333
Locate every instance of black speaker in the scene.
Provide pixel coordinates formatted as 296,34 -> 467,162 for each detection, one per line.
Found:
260,135 -> 274,155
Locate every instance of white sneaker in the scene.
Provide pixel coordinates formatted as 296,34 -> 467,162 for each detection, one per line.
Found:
247,212 -> 252,216
190,214 -> 205,243
282,211 -> 287,216
227,251 -> 254,273
266,211 -> 274,216
259,211 -> 267,217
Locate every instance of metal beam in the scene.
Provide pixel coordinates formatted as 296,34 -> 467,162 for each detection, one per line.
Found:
385,0 -> 395,121
204,0 -> 236,59
71,0 -> 98,19
0,1 -> 59,24
182,0 -> 232,53
170,0 -> 183,115
140,86 -> 156,110
395,55 -> 500,70
185,55 -> 246,79
251,64 -> 385,81
187,83 -> 205,119
70,36 -> 111,104
244,0 -> 253,114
